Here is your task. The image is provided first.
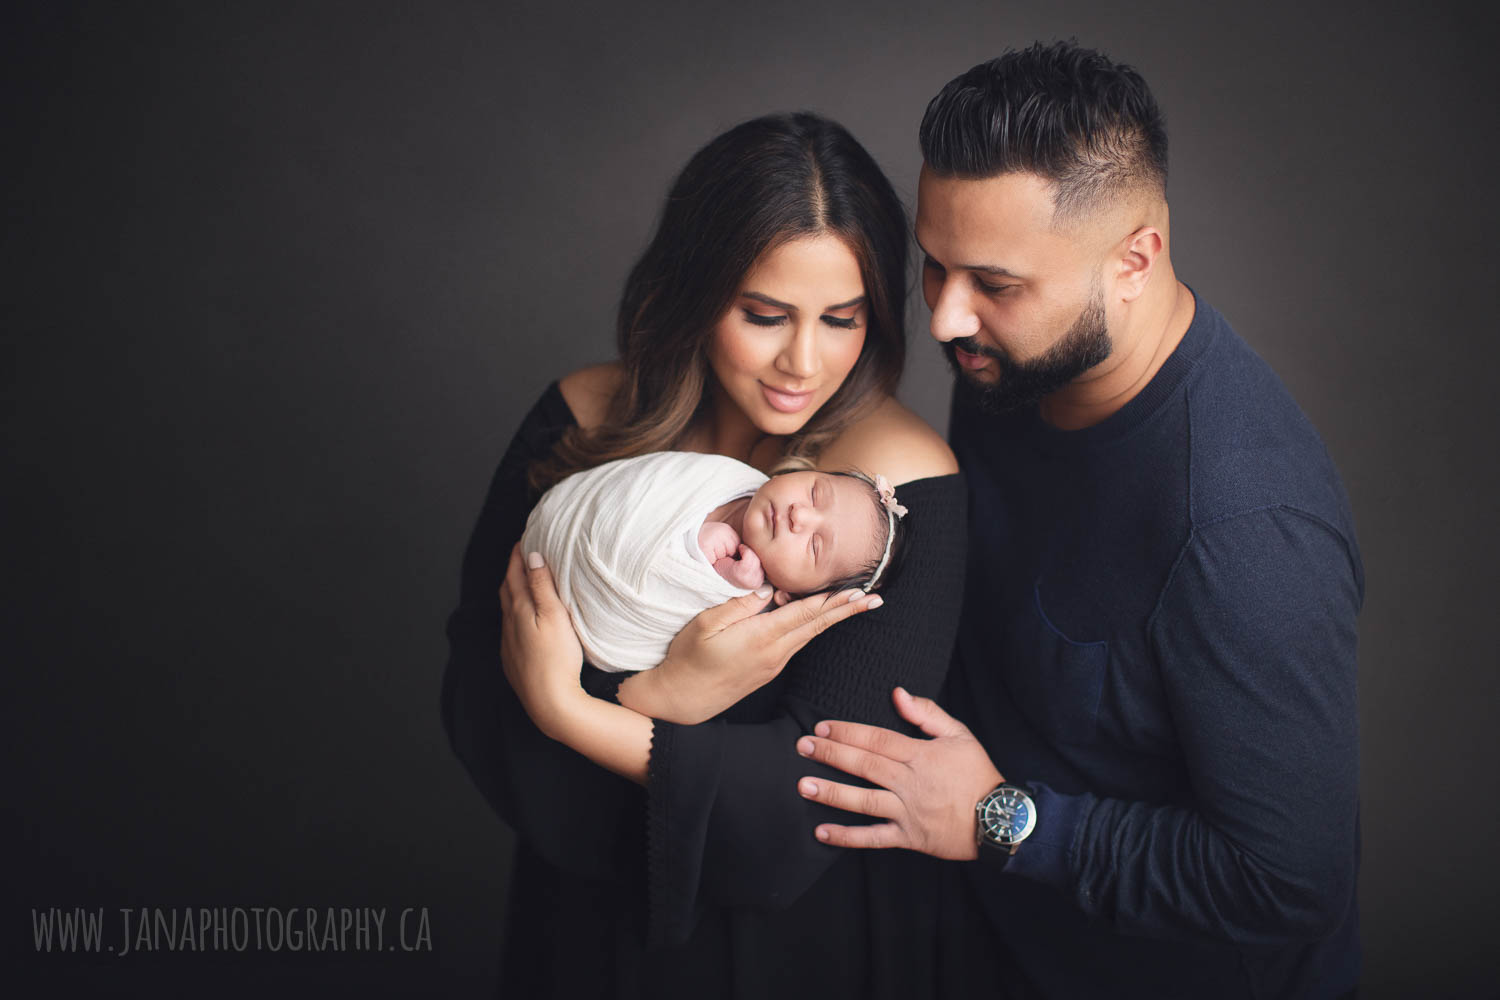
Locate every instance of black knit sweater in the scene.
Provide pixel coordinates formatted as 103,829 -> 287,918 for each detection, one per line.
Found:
442,383 -> 968,999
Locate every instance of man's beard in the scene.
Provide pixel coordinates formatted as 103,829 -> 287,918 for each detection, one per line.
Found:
943,287 -> 1113,414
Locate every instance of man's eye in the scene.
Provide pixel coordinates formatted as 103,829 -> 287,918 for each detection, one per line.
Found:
974,276 -> 1015,295
743,311 -> 787,327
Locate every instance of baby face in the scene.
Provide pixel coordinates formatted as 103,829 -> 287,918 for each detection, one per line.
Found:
740,471 -> 883,595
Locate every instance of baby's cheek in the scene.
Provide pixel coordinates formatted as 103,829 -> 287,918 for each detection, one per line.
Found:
749,545 -> 780,582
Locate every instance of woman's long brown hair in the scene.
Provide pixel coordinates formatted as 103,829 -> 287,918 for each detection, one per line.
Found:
529,112 -> 909,492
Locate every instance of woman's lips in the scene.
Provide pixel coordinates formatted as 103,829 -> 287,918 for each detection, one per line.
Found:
761,382 -> 815,413
954,346 -> 991,371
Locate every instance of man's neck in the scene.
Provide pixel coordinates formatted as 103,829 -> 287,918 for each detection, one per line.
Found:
1039,276 -> 1195,431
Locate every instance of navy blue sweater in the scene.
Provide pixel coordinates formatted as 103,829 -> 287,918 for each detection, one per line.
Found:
946,293 -> 1362,999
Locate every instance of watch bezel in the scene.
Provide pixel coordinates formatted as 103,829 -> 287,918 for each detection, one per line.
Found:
976,784 -> 1037,851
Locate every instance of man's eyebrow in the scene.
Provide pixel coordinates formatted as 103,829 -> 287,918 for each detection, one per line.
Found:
915,237 -> 1023,279
742,292 -> 866,311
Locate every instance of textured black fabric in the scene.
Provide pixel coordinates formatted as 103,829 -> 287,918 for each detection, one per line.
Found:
442,383 -> 968,998
946,294 -> 1363,999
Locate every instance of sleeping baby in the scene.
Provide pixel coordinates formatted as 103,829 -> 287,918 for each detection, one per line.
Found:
519,450 -> 908,672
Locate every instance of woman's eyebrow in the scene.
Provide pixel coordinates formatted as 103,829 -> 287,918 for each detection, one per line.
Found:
742,291 -> 794,311
742,291 -> 865,312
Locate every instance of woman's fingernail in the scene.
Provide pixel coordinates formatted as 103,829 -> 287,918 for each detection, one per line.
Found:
526,551 -> 544,569
797,737 -> 815,756
843,589 -> 864,604
866,595 -> 884,609
755,585 -> 772,598
799,779 -> 818,796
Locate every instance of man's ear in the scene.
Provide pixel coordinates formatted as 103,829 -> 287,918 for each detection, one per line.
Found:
1115,226 -> 1163,301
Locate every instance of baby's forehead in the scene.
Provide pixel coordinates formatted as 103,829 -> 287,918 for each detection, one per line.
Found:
826,474 -> 884,552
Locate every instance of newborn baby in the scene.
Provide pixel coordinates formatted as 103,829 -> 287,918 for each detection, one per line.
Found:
520,451 -> 906,672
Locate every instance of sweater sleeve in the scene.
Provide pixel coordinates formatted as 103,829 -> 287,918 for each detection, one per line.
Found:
645,474 -> 968,946
440,385 -> 643,880
1000,506 -> 1362,946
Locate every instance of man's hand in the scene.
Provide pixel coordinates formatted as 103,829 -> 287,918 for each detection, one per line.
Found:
795,687 -> 1003,860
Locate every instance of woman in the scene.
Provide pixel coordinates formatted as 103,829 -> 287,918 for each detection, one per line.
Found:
442,112 -> 966,998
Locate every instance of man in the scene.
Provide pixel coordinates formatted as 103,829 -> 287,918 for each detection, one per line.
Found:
795,42 -> 1362,998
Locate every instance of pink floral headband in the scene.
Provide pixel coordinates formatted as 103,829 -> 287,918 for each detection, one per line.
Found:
865,474 -> 906,592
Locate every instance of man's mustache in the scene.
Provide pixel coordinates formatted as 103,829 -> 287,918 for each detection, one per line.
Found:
947,336 -> 1005,361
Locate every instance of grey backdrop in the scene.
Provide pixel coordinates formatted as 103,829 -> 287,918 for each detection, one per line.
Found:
6,1 -> 1497,996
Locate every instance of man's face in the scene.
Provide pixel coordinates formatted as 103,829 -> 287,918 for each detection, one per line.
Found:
915,168 -> 1113,411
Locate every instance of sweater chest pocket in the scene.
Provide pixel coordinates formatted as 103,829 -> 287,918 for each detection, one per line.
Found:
1002,581 -> 1109,747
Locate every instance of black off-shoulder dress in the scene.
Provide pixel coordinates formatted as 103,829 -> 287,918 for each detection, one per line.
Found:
442,383 -> 969,999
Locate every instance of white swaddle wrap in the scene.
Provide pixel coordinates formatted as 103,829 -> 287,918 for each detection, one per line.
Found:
520,451 -> 769,673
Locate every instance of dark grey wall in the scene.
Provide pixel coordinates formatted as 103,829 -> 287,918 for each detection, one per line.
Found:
6,1 -> 1496,995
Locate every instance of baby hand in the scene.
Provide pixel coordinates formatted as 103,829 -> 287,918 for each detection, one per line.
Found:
698,520 -> 741,563
715,543 -> 765,590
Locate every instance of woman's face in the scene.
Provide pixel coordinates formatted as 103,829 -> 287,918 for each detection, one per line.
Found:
706,234 -> 868,438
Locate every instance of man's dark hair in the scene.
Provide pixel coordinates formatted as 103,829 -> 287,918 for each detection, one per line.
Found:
919,41 -> 1168,222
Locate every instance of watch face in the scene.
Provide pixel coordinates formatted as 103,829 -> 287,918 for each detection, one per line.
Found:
979,786 -> 1036,846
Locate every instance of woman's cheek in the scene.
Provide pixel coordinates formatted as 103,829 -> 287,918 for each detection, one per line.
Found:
711,324 -> 773,381
825,330 -> 867,383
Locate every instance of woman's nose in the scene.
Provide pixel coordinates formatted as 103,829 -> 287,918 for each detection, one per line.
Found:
777,323 -> 820,379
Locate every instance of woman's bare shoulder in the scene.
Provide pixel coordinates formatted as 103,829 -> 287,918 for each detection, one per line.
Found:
557,362 -> 624,430
819,396 -> 958,485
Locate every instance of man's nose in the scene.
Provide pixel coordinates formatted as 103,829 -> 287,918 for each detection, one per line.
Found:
929,280 -> 981,343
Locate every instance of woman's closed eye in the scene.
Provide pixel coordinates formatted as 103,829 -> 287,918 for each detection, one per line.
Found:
743,310 -> 787,327
742,309 -> 860,330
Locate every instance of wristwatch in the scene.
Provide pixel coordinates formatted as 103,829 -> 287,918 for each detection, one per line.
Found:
976,783 -> 1037,855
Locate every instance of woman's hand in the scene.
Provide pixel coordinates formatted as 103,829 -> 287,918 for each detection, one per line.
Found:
618,586 -> 885,725
499,543 -> 590,740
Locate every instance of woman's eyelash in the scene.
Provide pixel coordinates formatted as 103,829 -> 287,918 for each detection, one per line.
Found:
743,311 -> 858,329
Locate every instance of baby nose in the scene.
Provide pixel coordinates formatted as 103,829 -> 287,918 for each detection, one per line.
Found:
789,502 -> 819,532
